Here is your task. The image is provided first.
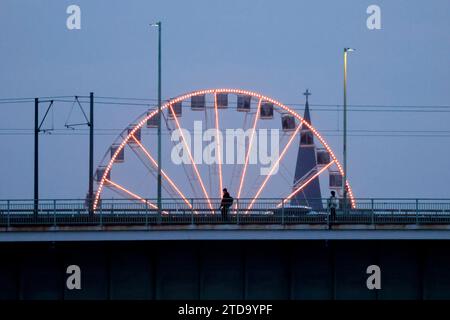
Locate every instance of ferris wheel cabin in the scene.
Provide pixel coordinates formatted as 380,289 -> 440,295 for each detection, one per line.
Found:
316,148 -> 331,166
146,111 -> 160,128
168,101 -> 182,118
281,114 -> 296,131
111,144 -> 124,163
216,93 -> 228,108
95,166 -> 110,183
127,126 -> 141,144
237,94 -> 251,112
260,102 -> 274,119
191,94 -> 205,110
329,170 -> 343,190
300,130 -> 314,146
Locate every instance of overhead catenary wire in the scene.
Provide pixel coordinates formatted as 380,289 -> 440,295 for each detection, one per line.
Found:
91,96 -> 450,109
3,99 -> 447,113
0,95 -> 449,111
1,95 -> 450,138
1,130 -> 450,138
2,128 -> 450,133
0,95 -> 81,102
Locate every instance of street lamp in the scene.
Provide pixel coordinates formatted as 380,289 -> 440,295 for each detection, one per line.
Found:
343,47 -> 355,212
151,21 -> 162,213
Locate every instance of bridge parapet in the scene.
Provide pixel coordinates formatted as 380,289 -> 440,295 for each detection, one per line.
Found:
1,198 -> 450,228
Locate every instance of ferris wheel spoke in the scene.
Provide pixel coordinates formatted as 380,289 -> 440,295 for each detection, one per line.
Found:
228,112 -> 249,194
104,178 -> 158,209
236,98 -> 262,201
244,123 -> 302,214
125,137 -> 179,200
276,160 -> 335,208
130,135 -> 193,209
169,104 -> 214,211
214,93 -> 223,197
204,106 -> 213,197
165,122 -> 201,199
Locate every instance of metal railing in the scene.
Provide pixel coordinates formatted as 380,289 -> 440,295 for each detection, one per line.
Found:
1,198 -> 450,228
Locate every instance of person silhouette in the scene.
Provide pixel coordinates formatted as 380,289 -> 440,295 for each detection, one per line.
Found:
220,188 -> 233,221
328,191 -> 338,223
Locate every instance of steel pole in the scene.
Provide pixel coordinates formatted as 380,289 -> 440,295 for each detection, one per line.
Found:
89,92 -> 94,215
343,50 -> 348,213
34,98 -> 39,215
157,22 -> 162,214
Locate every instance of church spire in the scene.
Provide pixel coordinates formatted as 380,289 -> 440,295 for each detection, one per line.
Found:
303,89 -> 312,124
304,88 -> 311,103
290,88 -> 322,210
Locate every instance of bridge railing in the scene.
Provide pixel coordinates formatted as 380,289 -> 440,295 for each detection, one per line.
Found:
1,198 -> 450,227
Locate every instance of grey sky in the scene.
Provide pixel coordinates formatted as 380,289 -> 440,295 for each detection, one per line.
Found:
0,0 -> 449,200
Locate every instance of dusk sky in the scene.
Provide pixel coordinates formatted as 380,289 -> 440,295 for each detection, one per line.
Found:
0,0 -> 449,200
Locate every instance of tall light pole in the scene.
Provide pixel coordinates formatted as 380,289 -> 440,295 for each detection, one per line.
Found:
343,47 -> 355,212
151,21 -> 162,213
88,92 -> 94,215
34,98 -> 39,216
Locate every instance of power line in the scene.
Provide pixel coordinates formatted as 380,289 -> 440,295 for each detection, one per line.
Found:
1,95 -> 449,110
0,134 -> 448,138
0,95 -> 85,102
94,96 -> 450,109
4,99 -> 449,113
3,128 -> 450,133
52,100 -> 450,113
1,129 -> 449,138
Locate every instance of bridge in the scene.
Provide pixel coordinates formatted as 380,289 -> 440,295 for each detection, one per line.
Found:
1,198 -> 450,299
2,198 -> 450,242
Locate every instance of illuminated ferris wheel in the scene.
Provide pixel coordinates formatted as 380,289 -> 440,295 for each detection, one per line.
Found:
93,88 -> 355,212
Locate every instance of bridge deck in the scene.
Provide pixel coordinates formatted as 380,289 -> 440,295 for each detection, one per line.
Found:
2,199 -> 450,241
2,223 -> 450,241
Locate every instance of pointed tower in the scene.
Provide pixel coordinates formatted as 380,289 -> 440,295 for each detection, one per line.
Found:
290,89 -> 323,210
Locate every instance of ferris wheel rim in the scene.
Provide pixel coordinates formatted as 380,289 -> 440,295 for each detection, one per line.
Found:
93,88 -> 356,210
